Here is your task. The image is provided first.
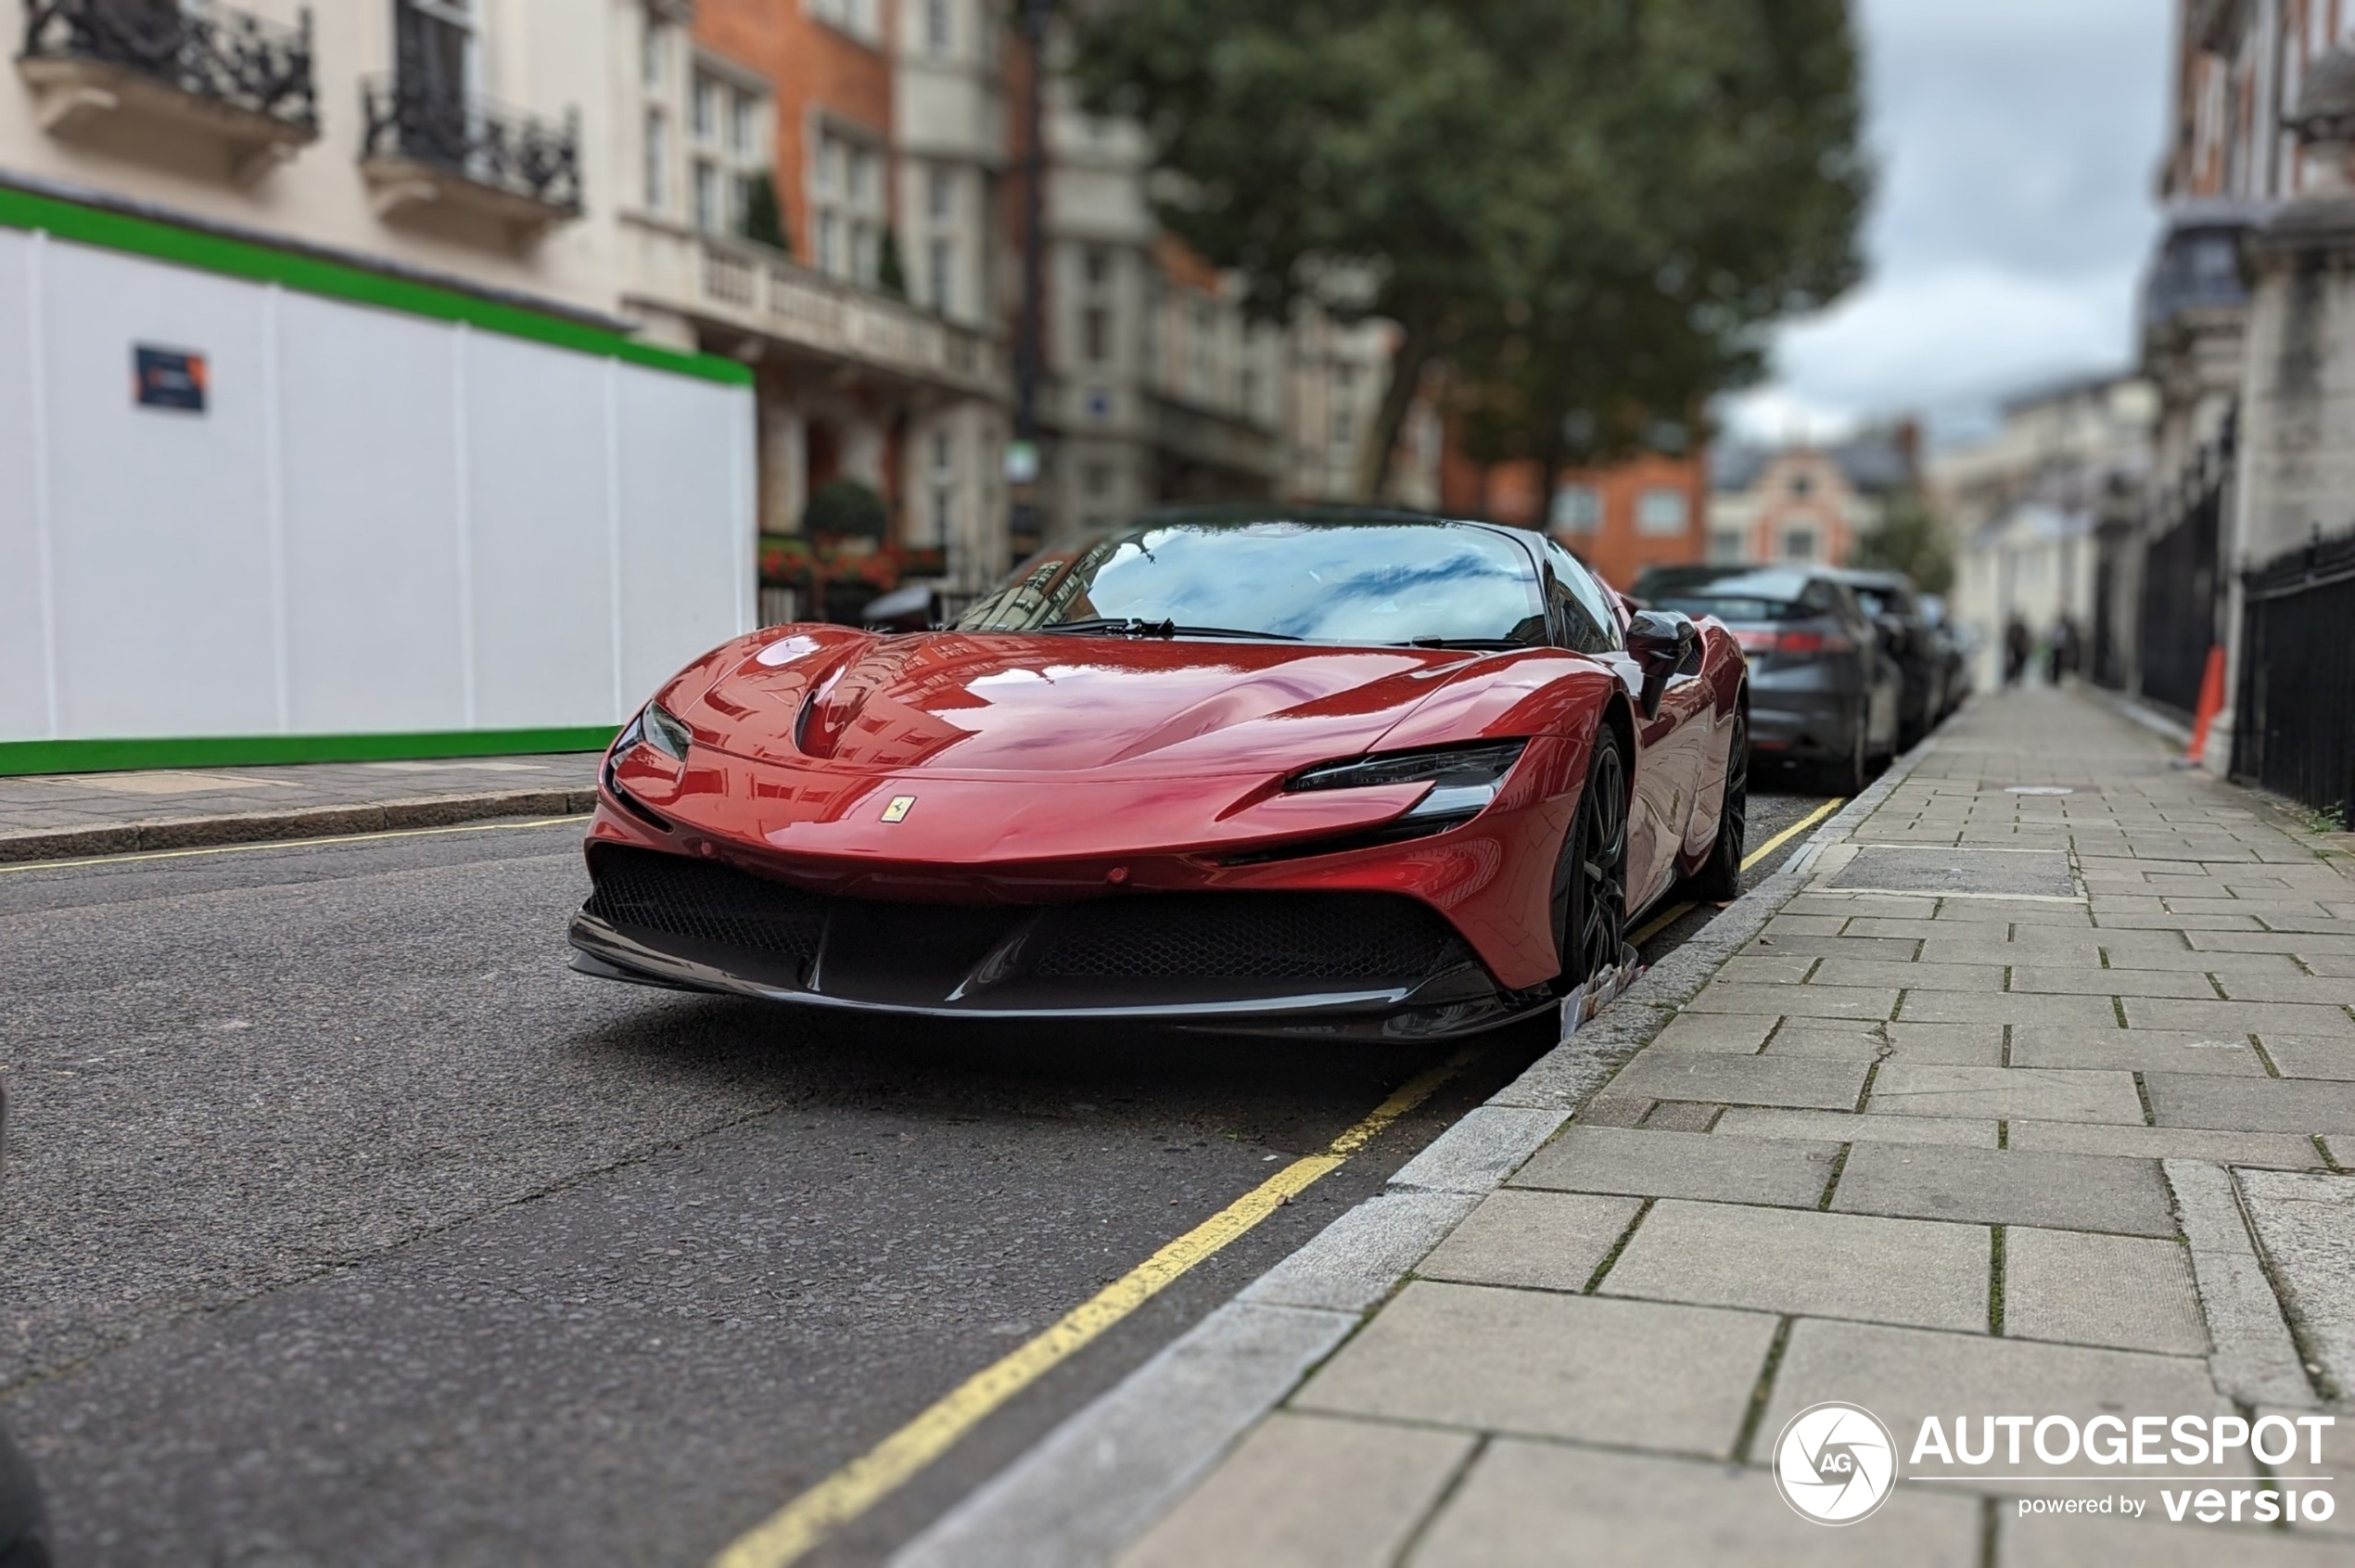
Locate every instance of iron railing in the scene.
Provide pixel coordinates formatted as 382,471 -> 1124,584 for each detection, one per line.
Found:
359,73 -> 580,213
2136,430 -> 2232,717
2232,532 -> 2355,823
20,0 -> 317,132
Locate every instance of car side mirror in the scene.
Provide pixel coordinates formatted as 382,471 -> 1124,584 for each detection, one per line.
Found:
1626,609 -> 1697,720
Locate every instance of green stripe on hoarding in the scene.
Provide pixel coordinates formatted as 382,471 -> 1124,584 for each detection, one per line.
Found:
0,727 -> 618,777
0,185 -> 751,388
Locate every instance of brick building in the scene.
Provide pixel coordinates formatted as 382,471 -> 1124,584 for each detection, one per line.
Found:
1439,447 -> 1708,594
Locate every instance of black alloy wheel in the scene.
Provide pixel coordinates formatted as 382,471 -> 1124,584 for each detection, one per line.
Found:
1554,725 -> 1630,990
1689,708 -> 1748,902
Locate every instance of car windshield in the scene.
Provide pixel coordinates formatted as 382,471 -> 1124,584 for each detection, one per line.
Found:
954,518 -> 1548,646
1639,568 -> 1818,624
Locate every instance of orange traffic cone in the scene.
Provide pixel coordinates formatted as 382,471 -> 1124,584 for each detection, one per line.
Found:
2186,644 -> 2226,765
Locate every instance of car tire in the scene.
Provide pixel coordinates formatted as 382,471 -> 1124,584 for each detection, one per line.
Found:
1553,722 -> 1630,990
1688,708 -> 1747,903
1828,705 -> 1868,797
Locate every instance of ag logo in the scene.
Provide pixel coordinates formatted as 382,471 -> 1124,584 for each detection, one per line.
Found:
1772,1402 -> 1898,1524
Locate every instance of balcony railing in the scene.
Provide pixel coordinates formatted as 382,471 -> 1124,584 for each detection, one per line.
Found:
359,73 -> 580,215
622,217 -> 1009,401
20,0 -> 318,133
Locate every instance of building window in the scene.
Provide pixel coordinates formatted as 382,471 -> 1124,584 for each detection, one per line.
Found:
1330,363 -> 1356,449
730,92 -> 754,156
643,107 -> 668,210
1551,484 -> 1603,534
927,164 -> 954,223
1636,488 -> 1689,536
927,238 -> 953,312
1083,462 -> 1113,498
810,126 -> 884,282
1782,528 -> 1817,562
1083,305 -> 1111,364
693,159 -> 721,232
1709,529 -> 1744,562
924,0 -> 951,56
1789,471 -> 1814,497
931,486 -> 955,542
692,73 -> 719,141
932,427 -> 955,475
808,0 -> 880,44
642,15 -> 669,91
1084,246 -> 1111,287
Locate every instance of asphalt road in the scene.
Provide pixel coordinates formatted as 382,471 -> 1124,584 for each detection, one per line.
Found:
0,786 -> 1832,1567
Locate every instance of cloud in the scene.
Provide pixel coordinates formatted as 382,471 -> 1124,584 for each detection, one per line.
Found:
1739,0 -> 2173,446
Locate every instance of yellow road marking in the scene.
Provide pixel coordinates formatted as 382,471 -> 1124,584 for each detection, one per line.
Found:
1628,796 -> 1845,947
710,1045 -> 1482,1568
0,814 -> 588,873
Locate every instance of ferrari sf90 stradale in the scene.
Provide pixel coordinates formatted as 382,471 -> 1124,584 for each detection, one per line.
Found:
570,511 -> 1747,1039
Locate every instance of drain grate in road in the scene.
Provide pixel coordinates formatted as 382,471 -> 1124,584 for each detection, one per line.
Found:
1830,846 -> 2079,897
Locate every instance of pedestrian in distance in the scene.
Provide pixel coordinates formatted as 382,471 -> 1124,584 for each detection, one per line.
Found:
2004,617 -> 2030,686
2047,616 -> 2078,686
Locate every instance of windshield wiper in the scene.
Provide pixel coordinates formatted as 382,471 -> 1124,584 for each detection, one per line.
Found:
1394,636 -> 1523,650
1037,618 -> 1300,641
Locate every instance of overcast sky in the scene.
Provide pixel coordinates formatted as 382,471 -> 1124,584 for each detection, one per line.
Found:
1720,0 -> 2175,451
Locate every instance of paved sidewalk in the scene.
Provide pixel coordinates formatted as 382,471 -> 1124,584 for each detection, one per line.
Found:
1064,689 -> 2355,1565
0,753 -> 601,862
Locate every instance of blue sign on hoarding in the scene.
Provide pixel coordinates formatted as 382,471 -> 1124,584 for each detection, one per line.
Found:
134,346 -> 207,413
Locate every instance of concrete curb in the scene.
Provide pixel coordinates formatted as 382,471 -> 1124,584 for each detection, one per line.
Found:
0,788 -> 597,865
888,736 -> 1942,1568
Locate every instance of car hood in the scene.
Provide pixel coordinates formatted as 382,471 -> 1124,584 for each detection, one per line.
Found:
676,628 -> 1491,778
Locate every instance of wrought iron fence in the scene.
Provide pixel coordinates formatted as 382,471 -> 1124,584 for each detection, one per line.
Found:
2136,438 -> 2230,717
359,74 -> 580,212
2232,532 -> 2355,824
21,0 -> 317,131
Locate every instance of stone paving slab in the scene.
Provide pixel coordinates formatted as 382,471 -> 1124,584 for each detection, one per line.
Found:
2003,1119 -> 2330,1169
2234,1169 -> 2355,1399
1710,1107 -> 2000,1147
1685,981 -> 1902,1020
2145,1075 -> 2355,1134
2009,1026 -> 2272,1076
1598,1199 -> 1990,1332
1606,1051 -> 1870,1110
2123,998 -> 2355,1038
1508,1126 -> 1839,1207
2003,1228 -> 2208,1355
1762,1319 -> 2235,1495
1771,1020 -> 2003,1064
1113,1412 -> 1472,1568
1865,1064 -> 2147,1123
1407,1441 -> 1983,1568
2253,1036 -> 2355,1080
1415,1190 -> 1639,1294
1831,1143 -> 2177,1235
1291,1281 -> 1776,1457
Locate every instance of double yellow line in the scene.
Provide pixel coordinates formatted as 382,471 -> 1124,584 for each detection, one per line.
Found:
710,1046 -> 1480,1568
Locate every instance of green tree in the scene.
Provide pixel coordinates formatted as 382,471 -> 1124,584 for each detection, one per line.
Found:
1849,489 -> 1954,593
740,169 -> 790,252
803,478 -> 888,542
877,228 -> 909,299
1073,0 -> 1866,499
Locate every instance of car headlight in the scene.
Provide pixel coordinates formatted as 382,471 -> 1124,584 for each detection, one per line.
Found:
619,701 -> 694,763
1286,739 -> 1528,831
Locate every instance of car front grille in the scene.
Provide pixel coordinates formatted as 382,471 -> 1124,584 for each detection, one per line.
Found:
1030,892 -> 1464,984
579,845 -> 1480,1004
583,845 -> 828,968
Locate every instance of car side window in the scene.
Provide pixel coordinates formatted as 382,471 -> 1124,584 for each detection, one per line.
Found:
1543,540 -> 1624,655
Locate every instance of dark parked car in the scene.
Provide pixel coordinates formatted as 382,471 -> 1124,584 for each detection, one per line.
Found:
1636,565 -> 1903,793
1830,569 -> 1944,746
1917,593 -> 1972,719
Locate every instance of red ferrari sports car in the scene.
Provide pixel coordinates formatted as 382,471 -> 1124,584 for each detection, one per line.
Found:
569,510 -> 1749,1039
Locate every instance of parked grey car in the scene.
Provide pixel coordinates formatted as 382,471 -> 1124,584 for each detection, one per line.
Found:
1636,565 -> 1903,794
1830,568 -> 1945,746
1917,593 -> 1973,718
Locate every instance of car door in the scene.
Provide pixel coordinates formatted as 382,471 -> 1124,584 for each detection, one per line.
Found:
1545,542 -> 1693,913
